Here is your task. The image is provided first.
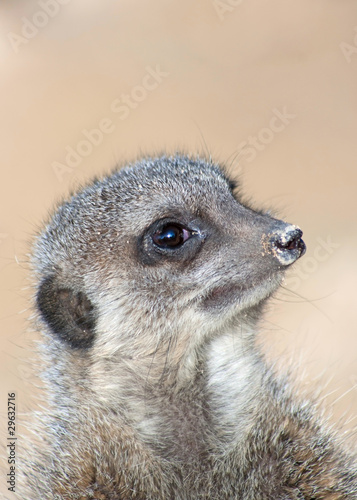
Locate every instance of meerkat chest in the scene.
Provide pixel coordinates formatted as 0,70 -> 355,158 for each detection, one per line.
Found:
131,386 -> 208,462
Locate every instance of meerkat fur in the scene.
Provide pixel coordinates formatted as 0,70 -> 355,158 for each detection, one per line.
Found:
18,154 -> 357,499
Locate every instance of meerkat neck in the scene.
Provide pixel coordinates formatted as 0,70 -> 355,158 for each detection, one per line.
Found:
93,313 -> 258,388
205,328 -> 263,447
90,319 -> 261,429
86,322 -> 262,461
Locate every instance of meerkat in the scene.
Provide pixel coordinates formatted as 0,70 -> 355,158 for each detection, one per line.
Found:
19,154 -> 356,499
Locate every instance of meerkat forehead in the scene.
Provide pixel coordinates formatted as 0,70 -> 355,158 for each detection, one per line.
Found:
85,155 -> 233,220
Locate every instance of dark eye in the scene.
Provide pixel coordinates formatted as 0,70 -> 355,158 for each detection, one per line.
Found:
152,224 -> 191,248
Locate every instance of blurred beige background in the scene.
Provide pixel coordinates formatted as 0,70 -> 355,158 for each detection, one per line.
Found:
1,0 -> 357,486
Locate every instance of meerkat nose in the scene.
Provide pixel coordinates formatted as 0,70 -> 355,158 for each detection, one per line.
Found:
270,224 -> 306,266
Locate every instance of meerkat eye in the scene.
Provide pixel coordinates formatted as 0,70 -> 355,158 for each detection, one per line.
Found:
152,224 -> 191,248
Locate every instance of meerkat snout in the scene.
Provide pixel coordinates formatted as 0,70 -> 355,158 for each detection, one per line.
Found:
268,223 -> 306,266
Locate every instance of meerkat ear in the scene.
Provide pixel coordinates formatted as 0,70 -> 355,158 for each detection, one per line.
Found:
36,275 -> 96,349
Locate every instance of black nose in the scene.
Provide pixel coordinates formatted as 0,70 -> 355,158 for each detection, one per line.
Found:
270,225 -> 306,266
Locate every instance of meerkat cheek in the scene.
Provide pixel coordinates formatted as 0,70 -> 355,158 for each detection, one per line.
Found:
201,283 -> 245,311
200,271 -> 283,312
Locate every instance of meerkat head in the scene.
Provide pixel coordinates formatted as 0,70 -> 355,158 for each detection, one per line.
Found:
33,155 -> 305,360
